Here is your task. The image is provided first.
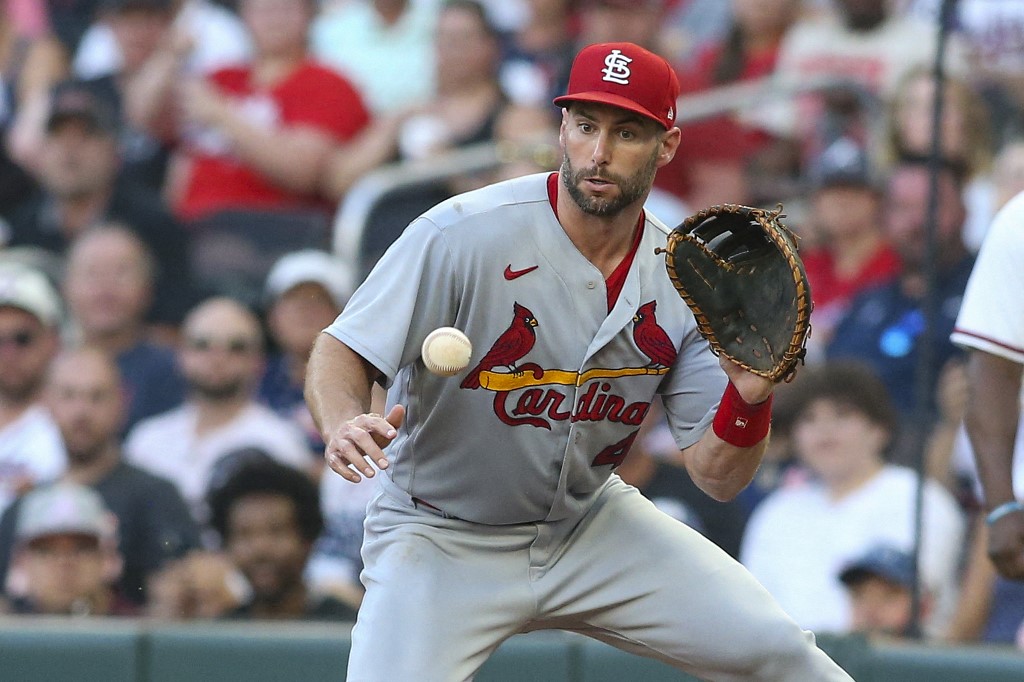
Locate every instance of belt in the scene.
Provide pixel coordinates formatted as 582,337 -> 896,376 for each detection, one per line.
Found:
411,497 -> 459,519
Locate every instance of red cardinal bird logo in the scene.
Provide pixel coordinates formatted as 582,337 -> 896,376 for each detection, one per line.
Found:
633,300 -> 677,368
460,302 -> 539,389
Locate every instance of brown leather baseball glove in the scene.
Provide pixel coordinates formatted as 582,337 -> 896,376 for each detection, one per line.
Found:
659,203 -> 812,383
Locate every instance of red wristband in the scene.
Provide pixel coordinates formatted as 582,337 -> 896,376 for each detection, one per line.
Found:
713,381 -> 773,448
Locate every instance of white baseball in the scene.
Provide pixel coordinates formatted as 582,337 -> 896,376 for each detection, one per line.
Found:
421,327 -> 473,377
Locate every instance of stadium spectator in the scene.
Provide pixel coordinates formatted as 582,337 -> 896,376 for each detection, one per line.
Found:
122,0 -> 252,150
885,66 -> 995,252
573,0 -> 665,53
62,224 -> 188,431
800,137 -> 900,355
945,520 -> 1024,648
21,0 -> 182,190
0,11 -> 66,213
827,158 -> 973,444
4,482 -> 135,616
392,0 -> 506,163
259,250 -> 353,456
321,0 -> 512,247
145,546 -> 242,619
896,0 -> 1024,133
124,296 -> 312,526
657,0 -> 801,209
839,544 -> 933,640
76,0 -> 250,80
311,0 -> 438,115
0,346 -> 199,605
163,0 -> 371,222
497,0 -> 575,107
0,264 -> 65,515
209,458 -> 358,620
741,362 -> 964,637
3,79 -> 195,326
750,0 -> 969,163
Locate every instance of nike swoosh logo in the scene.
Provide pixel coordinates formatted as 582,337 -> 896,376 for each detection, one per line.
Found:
504,264 -> 539,280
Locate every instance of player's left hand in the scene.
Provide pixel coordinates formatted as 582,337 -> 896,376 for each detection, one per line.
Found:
719,356 -> 774,405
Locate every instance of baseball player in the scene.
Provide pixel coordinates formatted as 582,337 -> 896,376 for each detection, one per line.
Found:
306,42 -> 852,681
951,189 -> 1024,580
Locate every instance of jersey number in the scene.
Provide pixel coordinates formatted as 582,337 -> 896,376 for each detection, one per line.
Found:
591,429 -> 640,469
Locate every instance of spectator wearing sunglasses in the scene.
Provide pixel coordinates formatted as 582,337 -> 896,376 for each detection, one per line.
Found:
124,296 -> 312,531
0,264 -> 66,515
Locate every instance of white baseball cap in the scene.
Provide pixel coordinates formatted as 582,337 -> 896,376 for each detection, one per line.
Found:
0,263 -> 62,327
264,250 -> 355,310
16,482 -> 115,545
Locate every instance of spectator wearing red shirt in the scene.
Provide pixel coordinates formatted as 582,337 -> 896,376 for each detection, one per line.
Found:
656,0 -> 801,208
165,0 -> 370,222
801,137 -> 901,356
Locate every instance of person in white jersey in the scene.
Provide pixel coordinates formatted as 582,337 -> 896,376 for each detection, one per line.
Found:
305,42 -> 853,681
951,189 -> 1024,580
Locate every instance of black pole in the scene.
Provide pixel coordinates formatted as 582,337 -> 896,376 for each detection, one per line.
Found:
908,0 -> 958,639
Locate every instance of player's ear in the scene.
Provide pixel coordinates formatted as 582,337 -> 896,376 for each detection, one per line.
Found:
657,127 -> 682,168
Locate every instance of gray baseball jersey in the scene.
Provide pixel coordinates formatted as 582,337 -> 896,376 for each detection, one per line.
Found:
325,172 -> 725,524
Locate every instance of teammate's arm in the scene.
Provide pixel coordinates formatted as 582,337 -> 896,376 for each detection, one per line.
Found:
305,333 -> 404,483
965,349 -> 1024,579
677,358 -> 773,502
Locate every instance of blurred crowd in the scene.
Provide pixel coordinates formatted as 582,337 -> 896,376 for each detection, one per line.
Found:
1,0 -> 1024,651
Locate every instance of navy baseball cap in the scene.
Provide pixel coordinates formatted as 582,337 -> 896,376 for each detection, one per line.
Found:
809,137 -> 880,192
839,545 -> 915,588
46,81 -> 120,135
554,42 -> 680,130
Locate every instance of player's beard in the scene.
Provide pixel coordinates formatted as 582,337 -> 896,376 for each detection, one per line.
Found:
561,147 -> 659,218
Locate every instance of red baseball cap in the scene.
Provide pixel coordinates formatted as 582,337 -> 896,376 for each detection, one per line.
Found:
553,42 -> 680,129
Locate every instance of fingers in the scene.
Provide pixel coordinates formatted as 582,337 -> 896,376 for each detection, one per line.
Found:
719,357 -> 773,404
324,410 -> 403,482
386,404 -> 405,431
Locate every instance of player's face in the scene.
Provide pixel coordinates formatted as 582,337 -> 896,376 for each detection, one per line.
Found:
559,104 -> 676,218
46,351 -> 124,465
226,493 -> 310,603
791,398 -> 889,488
0,308 -> 58,403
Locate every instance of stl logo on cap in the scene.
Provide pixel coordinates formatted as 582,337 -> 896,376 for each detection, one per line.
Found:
602,49 -> 633,85
553,42 -> 681,130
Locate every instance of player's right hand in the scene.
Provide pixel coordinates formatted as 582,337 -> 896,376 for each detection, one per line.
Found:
325,404 -> 405,483
987,512 -> 1024,581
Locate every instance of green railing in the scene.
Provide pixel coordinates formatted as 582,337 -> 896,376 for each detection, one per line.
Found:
2,617 -> 1022,681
